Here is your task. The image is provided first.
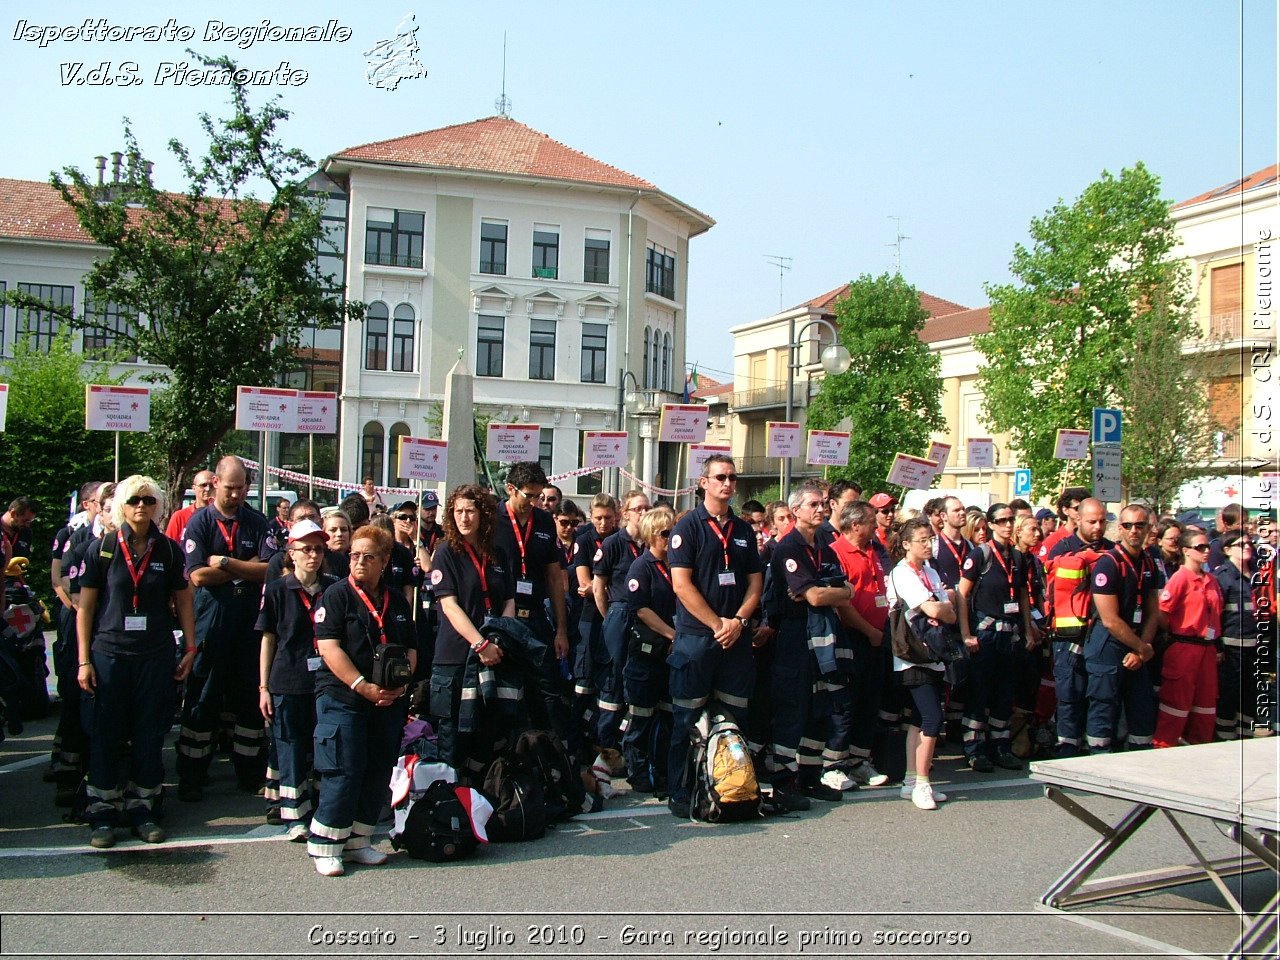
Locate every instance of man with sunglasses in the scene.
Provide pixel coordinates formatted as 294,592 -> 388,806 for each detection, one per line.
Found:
1084,503 -> 1159,753
666,454 -> 763,817
165,470 -> 215,542
1039,486 -> 1091,562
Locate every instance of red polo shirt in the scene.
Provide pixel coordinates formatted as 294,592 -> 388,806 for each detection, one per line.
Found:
830,534 -> 889,630
1159,567 -> 1224,640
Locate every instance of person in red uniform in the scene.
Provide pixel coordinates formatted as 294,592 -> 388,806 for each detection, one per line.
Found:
868,494 -> 896,551
1155,528 -> 1224,747
164,470 -> 215,541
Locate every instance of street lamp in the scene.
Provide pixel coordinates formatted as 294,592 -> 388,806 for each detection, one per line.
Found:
616,369 -> 643,494
782,317 -> 852,491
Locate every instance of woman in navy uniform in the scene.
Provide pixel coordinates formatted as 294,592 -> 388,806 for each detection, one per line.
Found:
307,525 -> 415,877
258,519 -> 337,842
76,475 -> 196,848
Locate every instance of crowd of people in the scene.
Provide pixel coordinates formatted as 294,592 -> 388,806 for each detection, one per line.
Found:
13,456 -> 1278,874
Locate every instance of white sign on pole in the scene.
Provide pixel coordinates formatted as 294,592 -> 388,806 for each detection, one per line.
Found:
658,404 -> 709,444
486,423 -> 541,463
1093,442 -> 1123,503
1054,428 -> 1091,460
0,383 -> 8,432
235,386 -> 298,433
295,391 -> 338,434
583,431 -> 629,469
927,441 -> 952,471
85,385 -> 151,432
398,436 -> 449,482
688,443 -> 732,479
806,430 -> 851,467
966,437 -> 995,469
887,453 -> 940,490
766,421 -> 802,458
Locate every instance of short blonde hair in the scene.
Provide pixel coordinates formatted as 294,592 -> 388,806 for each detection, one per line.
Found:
111,475 -> 164,529
639,504 -> 675,547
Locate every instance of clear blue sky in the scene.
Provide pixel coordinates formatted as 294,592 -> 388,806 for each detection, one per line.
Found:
5,1 -> 1275,385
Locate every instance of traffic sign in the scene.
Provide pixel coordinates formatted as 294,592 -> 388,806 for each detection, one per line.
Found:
1092,407 -> 1122,445
1014,468 -> 1032,499
1093,442 -> 1122,503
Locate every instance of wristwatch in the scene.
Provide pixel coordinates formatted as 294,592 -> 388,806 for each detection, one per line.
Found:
218,555 -> 231,570
737,617 -> 751,629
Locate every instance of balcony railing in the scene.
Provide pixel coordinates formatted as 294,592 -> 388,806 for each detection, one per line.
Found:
729,382 -> 808,412
1207,310 -> 1243,339
533,266 -> 558,280
364,251 -> 423,269
479,260 -> 506,275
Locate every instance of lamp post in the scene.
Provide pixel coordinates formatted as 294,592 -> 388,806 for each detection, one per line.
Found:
782,316 -> 851,492
616,368 -> 642,495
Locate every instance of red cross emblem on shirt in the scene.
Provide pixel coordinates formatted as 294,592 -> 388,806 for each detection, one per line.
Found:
4,604 -> 35,635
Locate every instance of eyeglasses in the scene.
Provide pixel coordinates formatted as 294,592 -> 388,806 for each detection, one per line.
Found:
709,473 -> 738,483
556,518 -> 577,527
393,514 -> 415,522
124,496 -> 158,507
349,552 -> 382,563
1187,544 -> 1210,553
909,537 -> 932,545
513,489 -> 540,500
194,482 -> 214,489
290,544 -> 324,556
991,516 -> 1014,525
656,529 -> 672,539
1119,521 -> 1149,531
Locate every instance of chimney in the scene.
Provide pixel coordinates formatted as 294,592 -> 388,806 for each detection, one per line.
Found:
110,151 -> 123,183
94,156 -> 107,186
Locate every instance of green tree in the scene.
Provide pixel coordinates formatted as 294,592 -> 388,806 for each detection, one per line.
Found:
3,53 -> 361,507
976,162 -> 1196,495
807,273 -> 946,490
0,333 -> 120,604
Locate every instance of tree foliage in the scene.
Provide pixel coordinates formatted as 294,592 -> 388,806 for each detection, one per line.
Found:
976,162 -> 1198,496
807,273 -> 946,490
2,53 -> 361,507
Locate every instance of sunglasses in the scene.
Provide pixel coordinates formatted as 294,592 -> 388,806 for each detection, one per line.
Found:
1187,544 -> 1210,553
708,473 -> 738,483
991,516 -> 1014,525
393,514 -> 415,522
877,507 -> 895,515
1119,521 -> 1148,531
124,496 -> 157,507
656,529 -> 672,539
290,544 -> 324,555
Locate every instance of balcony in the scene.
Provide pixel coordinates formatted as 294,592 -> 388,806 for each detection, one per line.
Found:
479,260 -> 506,275
533,266 -> 558,280
364,251 -> 422,269
729,382 -> 808,413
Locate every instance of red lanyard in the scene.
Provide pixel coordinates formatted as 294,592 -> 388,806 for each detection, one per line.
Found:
624,534 -> 641,562
908,560 -> 935,596
705,517 -> 732,570
348,576 -> 390,645
940,534 -> 968,569
1111,547 -> 1146,611
421,527 -> 440,555
654,559 -> 672,587
215,518 -> 239,556
462,542 -> 493,613
989,543 -> 1016,602
804,542 -> 821,573
296,587 -> 320,651
561,540 -> 574,566
117,530 -> 155,612
506,503 -> 534,577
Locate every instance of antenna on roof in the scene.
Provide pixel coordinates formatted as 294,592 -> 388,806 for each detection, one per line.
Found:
495,32 -> 512,117
764,254 -> 792,312
887,216 -> 910,273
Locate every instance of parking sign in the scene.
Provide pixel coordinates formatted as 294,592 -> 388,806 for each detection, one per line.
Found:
1092,407 -> 1122,445
1014,468 -> 1032,499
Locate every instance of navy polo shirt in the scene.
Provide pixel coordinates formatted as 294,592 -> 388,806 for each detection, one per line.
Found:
183,504 -> 272,603
771,527 -> 842,622
573,526 -> 605,624
667,502 -> 763,636
384,541 -> 420,591
961,540 -> 1026,620
493,503 -> 559,616
594,528 -> 644,604
1092,546 -> 1156,630
313,578 -> 415,706
625,550 -> 676,625
429,541 -> 512,665
51,523 -> 76,565
78,521 -> 187,658
930,533 -> 973,589
256,572 -> 338,696
64,523 -> 99,596
1216,561 -> 1256,640
419,524 -> 443,559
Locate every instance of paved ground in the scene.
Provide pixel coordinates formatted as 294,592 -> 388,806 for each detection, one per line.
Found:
0,701 -> 1273,960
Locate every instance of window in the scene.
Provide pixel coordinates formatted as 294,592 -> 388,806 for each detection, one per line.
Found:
642,326 -> 651,388
581,323 -> 608,383
584,230 -> 610,284
645,244 -> 676,300
480,221 -> 507,274
650,329 -> 661,388
532,225 -> 559,279
529,319 -> 556,380
477,314 -> 504,377
391,304 -> 415,372
365,302 -> 388,370
16,283 -> 73,354
662,333 -> 672,391
388,422 -> 411,480
361,421 -> 385,487
538,427 -> 554,476
364,207 -> 424,268
83,296 -> 138,362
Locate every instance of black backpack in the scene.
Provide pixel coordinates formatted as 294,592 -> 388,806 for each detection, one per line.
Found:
482,755 -> 547,842
391,780 -> 480,862
512,729 -> 586,821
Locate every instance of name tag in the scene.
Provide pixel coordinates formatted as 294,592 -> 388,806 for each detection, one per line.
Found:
1205,627 -> 1216,641
124,615 -> 147,631
1031,609 -> 1044,621
307,656 -> 323,672
875,595 -> 888,608
718,571 -> 737,587
516,579 -> 534,596
1004,601 -> 1020,615
1132,610 -> 1143,624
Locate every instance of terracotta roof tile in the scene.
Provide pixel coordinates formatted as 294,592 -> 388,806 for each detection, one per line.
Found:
0,178 -> 92,244
1174,162 -> 1278,209
796,282 -> 968,320
919,305 -> 991,343
334,116 -> 658,192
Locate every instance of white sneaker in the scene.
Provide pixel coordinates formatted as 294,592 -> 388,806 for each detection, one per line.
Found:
849,760 -> 890,787
313,856 -> 344,877
820,768 -> 855,792
911,783 -> 938,810
286,822 -> 309,843
343,845 -> 389,866
899,778 -> 916,799
902,779 -> 947,802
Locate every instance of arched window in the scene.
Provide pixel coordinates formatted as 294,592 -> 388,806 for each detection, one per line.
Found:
388,421 -> 411,481
650,329 -> 661,389
365,302 -> 388,370
662,333 -> 672,391
642,326 -> 651,388
391,304 -> 415,372
361,421 -> 385,486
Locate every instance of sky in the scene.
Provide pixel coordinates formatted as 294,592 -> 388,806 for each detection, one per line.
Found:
4,1 -> 1276,387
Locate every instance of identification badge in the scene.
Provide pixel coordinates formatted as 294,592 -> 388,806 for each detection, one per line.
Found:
718,571 -> 737,587
875,595 -> 889,608
1031,609 -> 1044,622
307,656 -> 323,673
124,615 -> 147,631
1205,627 -> 1216,641
516,579 -> 534,596
1003,601 -> 1019,615
1132,610 -> 1143,625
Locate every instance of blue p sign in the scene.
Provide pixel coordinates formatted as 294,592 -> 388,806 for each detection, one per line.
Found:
1092,407 -> 1122,445
1014,468 -> 1032,499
